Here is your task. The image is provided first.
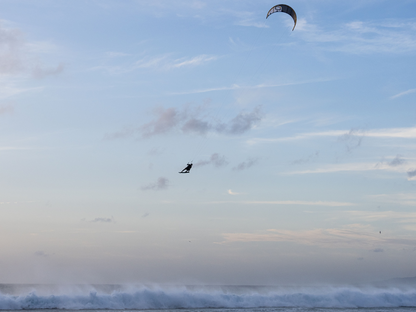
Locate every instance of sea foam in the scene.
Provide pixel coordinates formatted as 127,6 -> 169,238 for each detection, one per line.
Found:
0,285 -> 415,309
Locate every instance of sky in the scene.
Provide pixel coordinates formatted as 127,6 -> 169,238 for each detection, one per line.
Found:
0,0 -> 416,285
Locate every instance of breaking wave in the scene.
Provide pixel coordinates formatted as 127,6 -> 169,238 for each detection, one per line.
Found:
0,285 -> 415,309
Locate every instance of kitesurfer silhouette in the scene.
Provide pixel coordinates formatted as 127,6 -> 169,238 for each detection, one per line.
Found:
179,163 -> 193,174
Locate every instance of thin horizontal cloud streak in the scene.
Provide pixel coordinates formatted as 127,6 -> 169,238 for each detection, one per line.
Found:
170,77 -> 337,95
391,88 -> 416,99
248,126 -> 416,145
298,19 -> 416,54
136,54 -> 217,71
344,210 -> 416,223
220,224 -> 416,249
287,161 -> 416,175
208,200 -> 354,207
171,55 -> 218,68
92,53 -> 218,75
368,194 -> 416,207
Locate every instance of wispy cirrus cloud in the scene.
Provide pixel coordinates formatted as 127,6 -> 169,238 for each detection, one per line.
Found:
390,88 -> 416,99
344,210 -> 416,223
207,200 -> 354,207
91,53 -> 218,75
0,80 -> 43,99
367,194 -> 416,208
248,126 -> 416,145
170,77 -> 336,95
170,55 -> 218,68
298,19 -> 416,54
287,159 -> 416,176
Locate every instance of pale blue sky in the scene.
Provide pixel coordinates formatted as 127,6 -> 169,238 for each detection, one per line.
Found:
0,0 -> 416,285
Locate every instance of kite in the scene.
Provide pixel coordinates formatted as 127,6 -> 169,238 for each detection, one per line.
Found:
266,4 -> 297,31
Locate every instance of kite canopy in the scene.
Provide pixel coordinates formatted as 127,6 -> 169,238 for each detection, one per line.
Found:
266,4 -> 297,31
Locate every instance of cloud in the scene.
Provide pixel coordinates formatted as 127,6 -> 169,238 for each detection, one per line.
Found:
136,54 -> 218,71
195,153 -> 228,168
142,212 -> 149,218
0,22 -> 63,78
181,117 -> 211,135
407,169 -> 416,180
32,63 -> 64,79
208,200 -> 354,207
292,151 -> 319,165
105,51 -> 131,58
134,55 -> 170,69
141,177 -> 169,191
34,251 -> 48,257
107,105 -> 262,139
372,248 -> 384,253
141,107 -> 182,137
249,126 -> 416,145
342,210 -> 416,225
298,19 -> 416,54
170,78 -> 336,95
220,224 -> 416,250
91,217 -> 115,223
0,23 -> 24,75
228,189 -> 240,195
390,88 -> 416,99
388,155 -> 406,167
0,80 -> 43,100
374,155 -> 407,169
0,102 -> 13,114
232,158 -> 258,171
219,106 -> 261,135
92,52 -> 218,75
171,55 -> 218,69
337,128 -> 365,152
287,160 -> 416,176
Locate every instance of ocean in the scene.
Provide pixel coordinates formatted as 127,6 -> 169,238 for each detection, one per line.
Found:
0,284 -> 415,311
